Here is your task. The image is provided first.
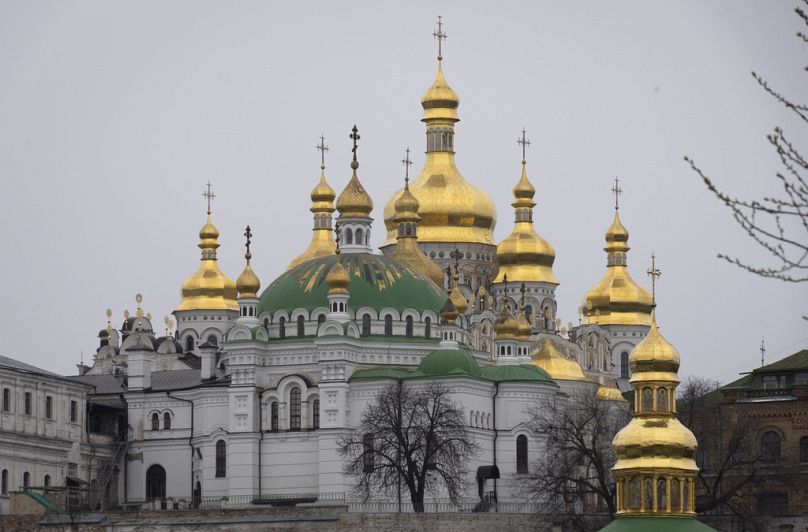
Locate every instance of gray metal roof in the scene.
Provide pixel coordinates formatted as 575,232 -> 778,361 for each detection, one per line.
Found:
69,374 -> 127,395
0,354 -> 61,377
150,369 -> 228,391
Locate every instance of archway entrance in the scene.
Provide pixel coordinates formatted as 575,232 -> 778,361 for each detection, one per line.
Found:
146,464 -> 166,509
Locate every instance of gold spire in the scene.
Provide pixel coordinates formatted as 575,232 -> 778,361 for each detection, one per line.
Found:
390,148 -> 444,286
175,183 -> 238,312
326,224 -> 350,295
494,128 -> 557,284
336,126 -> 373,217
288,136 -> 338,269
531,340 -> 588,381
611,300 -> 700,518
582,181 -> 653,326
382,17 -> 495,248
236,226 -> 261,298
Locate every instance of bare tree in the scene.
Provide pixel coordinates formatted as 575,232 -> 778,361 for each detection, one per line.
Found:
337,380 -> 476,512
686,2 -> 808,286
522,389 -> 630,531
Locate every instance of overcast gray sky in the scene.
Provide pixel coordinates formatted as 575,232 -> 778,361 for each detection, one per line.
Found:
0,1 -> 805,383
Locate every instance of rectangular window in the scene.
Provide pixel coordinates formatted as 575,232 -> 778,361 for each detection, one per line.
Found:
762,376 -> 779,390
2,388 -> 9,412
796,373 -> 808,386
70,400 -> 77,423
45,396 -> 53,419
67,463 -> 77,477
24,392 -> 31,416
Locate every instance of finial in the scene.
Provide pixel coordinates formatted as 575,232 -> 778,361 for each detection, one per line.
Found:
164,316 -> 172,337
760,338 -> 766,367
135,293 -> 144,318
203,180 -> 216,215
402,147 -> 413,186
445,265 -> 453,293
334,222 -> 342,255
349,125 -> 360,171
611,177 -> 622,211
517,127 -> 530,164
80,349 -> 84,365
450,248 -> 463,279
316,134 -> 329,170
520,282 -> 526,309
106,308 -> 112,333
244,225 -> 253,260
646,252 -> 661,306
124,309 -> 130,320
433,16 -> 447,62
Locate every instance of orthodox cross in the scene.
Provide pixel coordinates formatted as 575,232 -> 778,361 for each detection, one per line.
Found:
402,147 -> 413,184
203,180 -> 215,215
517,128 -> 530,163
244,225 -> 253,257
316,134 -> 329,169
520,282 -> 526,309
760,338 -> 766,367
349,125 -> 360,163
433,16 -> 447,61
611,177 -> 622,210
450,248 -> 463,277
334,222 -> 342,253
646,252 -> 661,305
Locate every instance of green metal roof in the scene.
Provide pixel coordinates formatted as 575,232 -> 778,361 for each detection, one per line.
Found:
257,254 -> 445,318
599,516 -> 716,532
418,348 -> 482,378
482,364 -> 556,384
754,349 -> 808,373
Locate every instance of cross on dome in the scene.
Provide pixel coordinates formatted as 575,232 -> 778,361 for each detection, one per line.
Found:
517,127 -> 530,163
203,180 -> 215,215
402,147 -> 413,183
316,134 -> 329,169
647,252 -> 661,305
244,225 -> 253,257
611,177 -> 622,210
433,15 -> 447,61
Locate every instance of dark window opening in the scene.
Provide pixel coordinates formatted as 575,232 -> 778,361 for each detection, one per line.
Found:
761,431 -> 781,463
270,402 -> 279,431
145,464 -> 166,503
215,440 -> 226,477
297,315 -> 305,337
289,387 -> 301,430
362,314 -> 371,336
425,317 -> 431,338
620,352 -> 629,379
405,316 -> 413,337
384,315 -> 393,336
163,413 -> 171,430
24,392 -> 31,416
516,435 -> 528,474
70,400 -> 77,423
2,389 -> 9,412
279,317 -> 286,339
312,399 -> 320,429
185,336 -> 195,352
363,433 -> 374,473
45,396 -> 53,419
151,413 -> 160,431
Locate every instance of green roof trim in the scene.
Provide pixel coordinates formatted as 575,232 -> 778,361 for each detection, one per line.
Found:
482,364 -> 557,384
257,254 -> 445,317
754,349 -> 808,373
350,367 -> 415,380
599,516 -> 716,532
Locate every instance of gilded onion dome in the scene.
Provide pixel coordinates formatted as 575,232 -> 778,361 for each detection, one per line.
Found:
531,340 -> 587,381
236,227 -> 261,299
595,383 -> 628,402
336,161 -> 373,218
175,213 -> 238,312
494,158 -> 558,284
325,253 -> 350,294
608,309 -> 704,523
449,270 -> 468,315
389,173 -> 444,287
382,52 -> 496,248
440,296 -> 459,324
493,303 -> 519,340
288,161 -> 337,269
583,207 -> 653,327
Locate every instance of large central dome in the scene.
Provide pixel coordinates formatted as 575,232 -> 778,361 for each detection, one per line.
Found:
257,254 -> 446,317
381,60 -> 496,248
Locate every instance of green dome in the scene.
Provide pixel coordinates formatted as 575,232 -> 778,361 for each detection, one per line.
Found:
482,364 -> 556,384
258,254 -> 445,318
417,348 -> 482,378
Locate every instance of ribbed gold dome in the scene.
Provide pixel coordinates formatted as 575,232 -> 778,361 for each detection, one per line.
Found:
382,60 -> 496,247
389,180 -> 445,287
516,307 -> 532,341
629,312 -> 681,382
493,304 -> 519,340
393,182 -> 420,221
595,384 -> 628,402
337,171 -> 373,218
612,416 -> 699,472
175,215 -> 238,312
531,340 -> 588,381
582,209 -> 653,326
288,166 -> 337,270
449,284 -> 468,315
236,253 -> 261,299
440,296 -> 459,324
494,162 -> 558,284
325,256 -> 350,294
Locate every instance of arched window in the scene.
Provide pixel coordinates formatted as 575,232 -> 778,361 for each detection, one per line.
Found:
630,479 -> 641,509
146,464 -> 166,501
289,387 -> 301,430
312,399 -> 320,429
345,228 -> 353,245
215,440 -> 227,478
363,433 -> 374,473
620,352 -> 629,379
163,412 -> 171,430
657,388 -> 668,413
44,475 -> 50,487
671,478 -> 680,511
683,480 -> 690,511
405,316 -> 413,337
384,315 -> 393,336
644,478 -> 653,511
185,336 -> 195,352
270,402 -> 279,431
23,472 -> 30,488
318,314 -> 325,325
800,437 -> 808,463
207,335 -> 218,346
279,317 -> 286,339
657,478 -> 667,511
297,315 -> 305,337
1,470 -> 7,495
151,413 -> 160,431
362,314 -> 371,336
355,228 -> 363,246
424,317 -> 431,338
516,435 -> 528,474
761,431 -> 781,463
263,318 -> 270,330
642,388 -> 653,413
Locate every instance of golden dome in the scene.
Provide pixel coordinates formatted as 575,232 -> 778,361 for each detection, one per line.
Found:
449,272 -> 468,315
382,60 -> 496,247
236,253 -> 261,299
516,306 -> 532,341
336,170 -> 373,218
325,255 -> 350,294
440,296 -> 459,324
493,304 -> 519,340
288,166 -> 337,270
595,384 -> 628,402
494,162 -> 558,284
389,180 -> 445,287
629,312 -> 681,382
582,209 -> 653,326
612,416 -> 699,473
531,340 -> 587,381
175,215 -> 239,312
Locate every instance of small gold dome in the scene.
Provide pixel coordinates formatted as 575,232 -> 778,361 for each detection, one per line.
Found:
311,167 -> 336,209
612,416 -> 699,472
516,308 -> 532,341
629,312 -> 681,381
595,384 -> 628,402
420,62 -> 459,122
440,296 -> 459,324
176,215 -> 238,312
531,340 -> 587,381
393,182 -> 421,223
236,254 -> 261,299
390,181 -> 444,287
325,256 -> 350,294
288,167 -> 337,270
493,304 -> 519,340
582,209 -> 653,326
449,277 -> 468,315
336,173 -> 373,218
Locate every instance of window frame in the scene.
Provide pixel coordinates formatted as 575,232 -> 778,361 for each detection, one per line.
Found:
215,440 -> 227,478
289,387 -> 302,430
516,434 -> 529,474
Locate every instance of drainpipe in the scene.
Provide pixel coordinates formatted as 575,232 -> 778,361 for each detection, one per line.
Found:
258,388 -> 267,499
492,381 -> 499,505
167,392 -> 194,500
